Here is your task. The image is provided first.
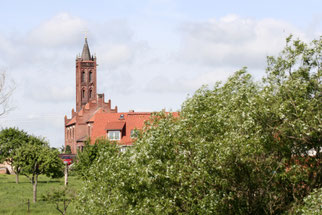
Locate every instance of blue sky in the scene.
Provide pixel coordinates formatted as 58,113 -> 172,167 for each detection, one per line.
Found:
0,0 -> 321,147
1,1 -> 321,28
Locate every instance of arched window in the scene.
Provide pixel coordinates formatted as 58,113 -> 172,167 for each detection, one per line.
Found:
81,71 -> 85,82
89,89 -> 92,98
89,71 -> 92,82
82,89 -> 85,98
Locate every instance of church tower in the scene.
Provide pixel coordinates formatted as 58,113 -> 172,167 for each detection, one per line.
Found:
75,37 -> 97,112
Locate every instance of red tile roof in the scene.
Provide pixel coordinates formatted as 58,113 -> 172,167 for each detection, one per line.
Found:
66,116 -> 76,126
105,121 -> 125,130
87,111 -> 179,146
90,112 -> 152,145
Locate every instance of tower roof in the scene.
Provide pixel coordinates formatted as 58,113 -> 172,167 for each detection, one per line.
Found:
81,37 -> 92,61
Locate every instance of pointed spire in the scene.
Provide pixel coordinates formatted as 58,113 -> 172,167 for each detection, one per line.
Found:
81,37 -> 92,61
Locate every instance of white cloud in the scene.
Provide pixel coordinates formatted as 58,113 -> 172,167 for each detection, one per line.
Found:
144,66 -> 235,94
178,15 -> 306,69
99,44 -> 135,69
27,85 -> 74,103
28,13 -> 87,48
144,15 -> 314,96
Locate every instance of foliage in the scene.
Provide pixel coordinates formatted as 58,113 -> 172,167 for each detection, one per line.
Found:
42,187 -> 76,215
77,36 -> 321,214
15,136 -> 64,202
65,145 -> 72,154
294,188 -> 322,215
16,136 -> 64,179
0,127 -> 29,162
76,140 -> 127,214
0,127 -> 30,183
73,139 -> 111,179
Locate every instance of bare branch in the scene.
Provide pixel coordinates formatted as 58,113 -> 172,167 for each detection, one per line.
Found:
0,71 -> 15,117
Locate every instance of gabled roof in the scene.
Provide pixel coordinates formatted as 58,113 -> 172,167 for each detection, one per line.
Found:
87,108 -> 104,123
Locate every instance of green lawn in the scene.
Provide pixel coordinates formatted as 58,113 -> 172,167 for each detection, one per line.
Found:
0,174 -> 82,215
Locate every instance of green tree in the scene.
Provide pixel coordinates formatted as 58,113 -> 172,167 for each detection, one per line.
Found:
43,187 -> 76,215
76,36 -> 321,214
76,139 -> 128,214
73,139 -> 110,179
0,127 -> 29,183
15,136 -> 64,202
65,145 -> 72,154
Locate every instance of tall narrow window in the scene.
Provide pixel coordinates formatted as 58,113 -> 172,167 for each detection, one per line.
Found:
81,71 -> 85,82
89,89 -> 92,98
82,89 -> 85,98
89,71 -> 92,82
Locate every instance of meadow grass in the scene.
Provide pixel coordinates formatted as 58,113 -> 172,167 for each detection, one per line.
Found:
0,174 -> 81,215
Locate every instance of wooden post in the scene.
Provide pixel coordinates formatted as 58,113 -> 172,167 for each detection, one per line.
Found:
64,163 -> 68,186
27,199 -> 30,212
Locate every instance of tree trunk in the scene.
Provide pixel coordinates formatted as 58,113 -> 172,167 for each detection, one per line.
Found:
12,166 -> 19,184
15,173 -> 19,184
33,174 -> 38,203
64,199 -> 66,215
64,164 -> 68,186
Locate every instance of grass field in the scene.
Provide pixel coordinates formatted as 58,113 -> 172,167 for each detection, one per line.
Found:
0,174 -> 82,215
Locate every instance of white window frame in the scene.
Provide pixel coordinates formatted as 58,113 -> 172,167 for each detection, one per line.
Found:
120,146 -> 127,153
107,130 -> 121,140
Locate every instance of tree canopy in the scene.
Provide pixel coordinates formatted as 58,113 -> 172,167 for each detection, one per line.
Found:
0,127 -> 30,183
76,36 -> 321,214
11,134 -> 64,202
73,139 -> 110,179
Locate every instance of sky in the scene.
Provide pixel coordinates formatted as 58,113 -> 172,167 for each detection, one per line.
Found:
0,0 -> 321,148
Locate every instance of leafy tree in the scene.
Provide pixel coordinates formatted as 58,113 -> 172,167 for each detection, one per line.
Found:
0,127 -> 29,183
76,36 -> 321,214
15,136 -> 64,202
65,145 -> 72,154
73,139 -> 110,179
76,140 -> 127,214
43,187 -> 76,215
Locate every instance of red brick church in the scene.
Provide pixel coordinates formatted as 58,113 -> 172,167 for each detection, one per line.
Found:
64,37 -> 159,154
